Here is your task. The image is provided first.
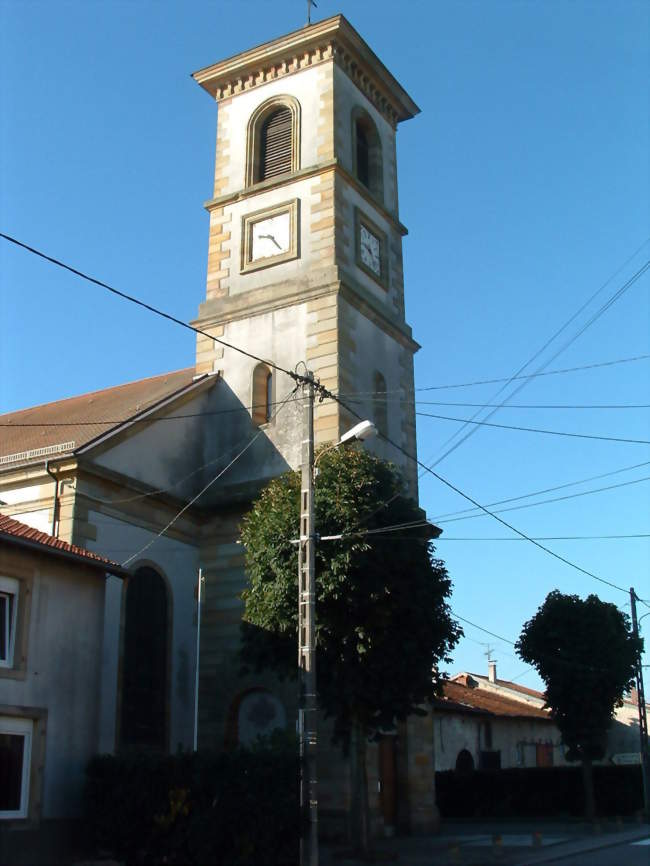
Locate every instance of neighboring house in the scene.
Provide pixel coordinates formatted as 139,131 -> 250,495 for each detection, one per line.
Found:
435,662 -> 647,772
0,15 -> 441,836
0,515 -> 124,822
433,670 -> 565,772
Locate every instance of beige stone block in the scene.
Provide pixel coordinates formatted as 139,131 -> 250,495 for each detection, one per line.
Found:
307,318 -> 337,336
310,215 -> 335,232
307,295 -> 337,312
306,350 -> 337,367
314,400 -> 338,418
314,364 -> 338,380
195,361 -> 213,376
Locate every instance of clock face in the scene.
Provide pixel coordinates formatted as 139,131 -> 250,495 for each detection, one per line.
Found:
251,212 -> 291,261
359,224 -> 381,276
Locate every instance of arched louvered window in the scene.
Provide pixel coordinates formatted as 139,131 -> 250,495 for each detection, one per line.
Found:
252,363 -> 273,425
352,109 -> 383,202
246,96 -> 301,187
259,107 -> 292,182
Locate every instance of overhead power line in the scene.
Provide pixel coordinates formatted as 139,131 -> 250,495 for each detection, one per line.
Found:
324,387 -> 632,596
435,534 -> 650,542
432,459 -> 650,521
416,400 -> 650,410
416,411 -> 650,445
0,233 -> 307,388
422,252 -> 650,469
337,354 -> 650,397
120,386 -> 297,566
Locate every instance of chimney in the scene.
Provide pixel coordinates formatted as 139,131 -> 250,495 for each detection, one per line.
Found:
488,660 -> 497,683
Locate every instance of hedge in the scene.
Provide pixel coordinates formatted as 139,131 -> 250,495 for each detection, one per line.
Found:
85,734 -> 299,865
435,765 -> 643,818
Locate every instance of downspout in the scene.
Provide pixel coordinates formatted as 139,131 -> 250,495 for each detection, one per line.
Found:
45,460 -> 59,538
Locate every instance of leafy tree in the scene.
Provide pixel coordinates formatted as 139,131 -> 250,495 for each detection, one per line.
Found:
239,447 -> 460,851
516,591 -> 641,819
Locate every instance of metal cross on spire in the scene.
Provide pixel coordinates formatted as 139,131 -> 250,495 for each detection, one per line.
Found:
306,0 -> 318,25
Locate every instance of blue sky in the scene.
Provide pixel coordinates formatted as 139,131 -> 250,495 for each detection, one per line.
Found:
1,0 -> 649,688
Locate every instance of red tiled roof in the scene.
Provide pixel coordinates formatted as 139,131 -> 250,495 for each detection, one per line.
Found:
436,681 -> 551,721
472,675 -> 545,700
0,514 -> 124,575
0,368 -> 203,466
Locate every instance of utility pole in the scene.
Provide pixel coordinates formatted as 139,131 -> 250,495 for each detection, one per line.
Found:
299,370 -> 318,866
193,568 -> 203,752
630,587 -> 649,818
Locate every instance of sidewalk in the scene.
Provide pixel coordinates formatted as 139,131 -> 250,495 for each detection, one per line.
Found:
321,819 -> 650,866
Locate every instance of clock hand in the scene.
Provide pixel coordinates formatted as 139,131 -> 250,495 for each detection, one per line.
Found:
258,233 -> 282,250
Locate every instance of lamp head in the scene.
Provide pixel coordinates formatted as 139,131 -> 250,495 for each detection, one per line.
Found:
340,420 -> 377,445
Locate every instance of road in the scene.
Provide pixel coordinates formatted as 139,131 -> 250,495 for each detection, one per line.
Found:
537,836 -> 650,865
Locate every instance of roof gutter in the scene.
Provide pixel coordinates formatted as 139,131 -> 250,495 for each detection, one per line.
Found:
0,529 -> 127,578
44,459 -> 60,537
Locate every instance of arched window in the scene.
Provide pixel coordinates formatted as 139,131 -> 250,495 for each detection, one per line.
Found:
121,566 -> 168,751
246,96 -> 301,187
252,363 -> 273,425
455,749 -> 475,774
373,370 -> 388,437
352,109 -> 383,201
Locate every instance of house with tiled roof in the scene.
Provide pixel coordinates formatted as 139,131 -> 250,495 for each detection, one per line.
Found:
0,515 -> 125,821
433,665 -> 564,772
433,662 -> 647,773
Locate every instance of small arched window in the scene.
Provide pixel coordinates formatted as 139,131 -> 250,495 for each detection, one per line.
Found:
252,363 -> 273,425
373,370 -> 388,437
246,96 -> 301,187
352,109 -> 383,202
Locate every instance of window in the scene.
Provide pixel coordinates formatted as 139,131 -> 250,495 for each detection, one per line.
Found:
121,567 -> 168,751
0,717 -> 32,819
352,109 -> 383,202
246,96 -> 301,187
252,363 -> 273,425
0,577 -> 18,668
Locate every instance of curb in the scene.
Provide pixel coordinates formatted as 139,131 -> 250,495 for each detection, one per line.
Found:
514,825 -> 650,865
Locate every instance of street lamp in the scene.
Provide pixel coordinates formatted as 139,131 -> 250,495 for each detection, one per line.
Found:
298,369 -> 376,866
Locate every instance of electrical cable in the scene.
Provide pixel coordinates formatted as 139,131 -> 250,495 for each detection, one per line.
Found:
434,475 -> 650,524
422,255 -> 650,469
319,386 -> 633,596
415,400 -> 650,410
431,459 -> 650,521
335,354 -> 650,397
0,233 -> 307,387
416,411 -> 650,445
120,386 -> 297,566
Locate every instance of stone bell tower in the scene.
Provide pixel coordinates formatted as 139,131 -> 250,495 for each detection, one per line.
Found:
192,14 -> 421,488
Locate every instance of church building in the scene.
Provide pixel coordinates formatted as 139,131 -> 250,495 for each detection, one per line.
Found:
0,15 -> 436,835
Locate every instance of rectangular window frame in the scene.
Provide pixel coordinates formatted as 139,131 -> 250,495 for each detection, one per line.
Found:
0,566 -> 31,681
0,716 -> 33,820
0,577 -> 19,668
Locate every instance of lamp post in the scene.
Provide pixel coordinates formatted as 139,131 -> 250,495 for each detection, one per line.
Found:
298,371 -> 376,866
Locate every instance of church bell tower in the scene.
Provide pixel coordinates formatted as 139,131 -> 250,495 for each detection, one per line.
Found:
192,14 -> 421,490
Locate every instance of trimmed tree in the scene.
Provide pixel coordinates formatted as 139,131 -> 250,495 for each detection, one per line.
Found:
516,591 -> 641,819
239,447 -> 460,851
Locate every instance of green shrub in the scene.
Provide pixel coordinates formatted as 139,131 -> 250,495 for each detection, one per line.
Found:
85,733 -> 299,865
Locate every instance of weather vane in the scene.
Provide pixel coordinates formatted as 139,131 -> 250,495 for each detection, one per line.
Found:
306,0 -> 318,25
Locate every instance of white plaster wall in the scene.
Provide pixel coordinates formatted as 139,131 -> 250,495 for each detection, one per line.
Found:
224,177 -> 322,298
88,512 -> 200,752
0,507 -> 51,534
0,482 -> 51,506
0,562 -> 107,818
433,714 -> 567,772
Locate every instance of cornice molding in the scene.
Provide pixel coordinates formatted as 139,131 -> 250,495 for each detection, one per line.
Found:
204,160 -> 408,237
192,14 -> 419,129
